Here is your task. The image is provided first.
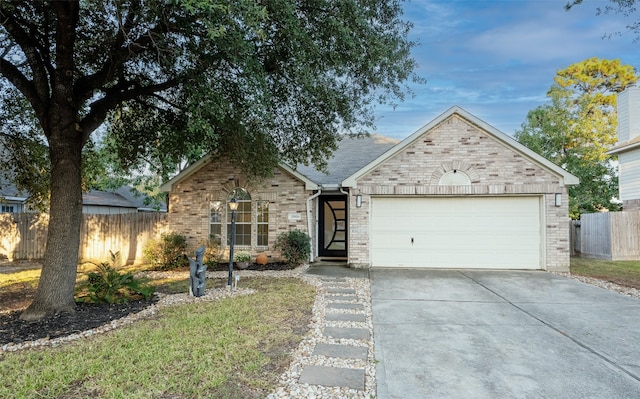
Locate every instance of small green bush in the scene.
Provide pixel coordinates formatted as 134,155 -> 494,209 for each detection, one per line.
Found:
274,229 -> 311,266
143,231 -> 188,270
202,236 -> 222,268
76,251 -> 155,304
234,250 -> 251,262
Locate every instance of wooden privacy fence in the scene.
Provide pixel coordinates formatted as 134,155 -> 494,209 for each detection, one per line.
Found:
0,213 -> 168,263
571,211 -> 640,260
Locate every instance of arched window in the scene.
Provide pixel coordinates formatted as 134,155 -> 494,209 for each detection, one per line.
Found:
439,170 -> 471,185
210,188 -> 269,248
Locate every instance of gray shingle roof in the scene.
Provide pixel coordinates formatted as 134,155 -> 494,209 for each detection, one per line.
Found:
82,190 -> 139,208
295,134 -> 399,185
82,187 -> 167,211
0,175 -> 27,199
114,186 -> 167,211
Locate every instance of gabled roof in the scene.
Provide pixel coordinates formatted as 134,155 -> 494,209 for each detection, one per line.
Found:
295,135 -> 399,186
607,135 -> 640,155
159,155 -> 319,192
342,106 -> 580,187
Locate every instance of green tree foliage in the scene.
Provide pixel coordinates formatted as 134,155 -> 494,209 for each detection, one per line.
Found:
0,0 -> 418,320
515,58 -> 638,218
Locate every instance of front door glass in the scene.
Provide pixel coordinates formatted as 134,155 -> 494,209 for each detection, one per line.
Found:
319,196 -> 347,257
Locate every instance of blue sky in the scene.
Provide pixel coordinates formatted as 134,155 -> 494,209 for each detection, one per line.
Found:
373,0 -> 640,139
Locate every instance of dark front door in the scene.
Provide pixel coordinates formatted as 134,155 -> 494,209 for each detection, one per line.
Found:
318,196 -> 347,257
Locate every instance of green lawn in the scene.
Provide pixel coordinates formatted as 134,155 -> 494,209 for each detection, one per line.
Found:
0,277 -> 315,399
570,257 -> 640,289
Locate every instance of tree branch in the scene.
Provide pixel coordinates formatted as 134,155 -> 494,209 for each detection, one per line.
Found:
0,57 -> 46,122
74,9 -> 174,103
79,78 -> 180,141
0,3 -> 51,110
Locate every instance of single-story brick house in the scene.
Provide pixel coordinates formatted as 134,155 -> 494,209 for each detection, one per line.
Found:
160,106 -> 578,271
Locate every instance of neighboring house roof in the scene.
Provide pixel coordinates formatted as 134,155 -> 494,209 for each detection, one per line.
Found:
113,186 -> 167,212
82,190 -> 139,209
0,176 -> 28,202
295,134 -> 399,186
159,155 -> 319,192
342,106 -> 580,187
607,135 -> 640,155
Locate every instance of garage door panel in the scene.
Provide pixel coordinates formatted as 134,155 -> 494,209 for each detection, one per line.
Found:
371,197 -> 542,269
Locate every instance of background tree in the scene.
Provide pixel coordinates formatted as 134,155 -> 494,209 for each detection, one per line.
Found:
0,0 -> 419,320
567,0 -> 640,40
515,57 -> 638,218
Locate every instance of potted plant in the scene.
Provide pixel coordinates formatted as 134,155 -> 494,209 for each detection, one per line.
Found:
234,251 -> 251,269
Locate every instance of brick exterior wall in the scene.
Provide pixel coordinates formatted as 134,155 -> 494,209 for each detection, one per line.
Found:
167,158 -> 313,262
348,115 -> 571,272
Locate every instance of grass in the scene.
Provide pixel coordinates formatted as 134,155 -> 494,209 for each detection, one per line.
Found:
570,257 -> 640,289
0,276 -> 316,399
0,268 -> 41,289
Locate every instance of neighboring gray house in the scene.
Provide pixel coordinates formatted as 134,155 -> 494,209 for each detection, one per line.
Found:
82,190 -> 139,214
607,87 -> 640,210
161,106 -> 579,272
0,179 -> 166,214
0,176 -> 28,213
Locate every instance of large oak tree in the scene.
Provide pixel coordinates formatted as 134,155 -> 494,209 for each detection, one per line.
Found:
0,0 -> 418,320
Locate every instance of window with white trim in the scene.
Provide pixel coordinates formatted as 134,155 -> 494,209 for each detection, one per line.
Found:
209,201 -> 223,244
216,189 -> 272,248
256,200 -> 269,247
227,188 -> 252,247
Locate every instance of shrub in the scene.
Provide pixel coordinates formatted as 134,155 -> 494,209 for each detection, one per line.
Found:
202,236 -> 222,268
143,232 -> 188,270
274,229 -> 311,266
76,251 -> 155,304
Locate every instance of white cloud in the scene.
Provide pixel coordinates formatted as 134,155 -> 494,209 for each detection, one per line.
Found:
374,0 -> 640,139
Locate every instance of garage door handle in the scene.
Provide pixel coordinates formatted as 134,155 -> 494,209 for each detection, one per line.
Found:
411,237 -> 414,245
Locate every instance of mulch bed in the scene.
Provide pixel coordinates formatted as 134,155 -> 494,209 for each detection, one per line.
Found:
207,262 -> 294,272
0,299 -> 158,347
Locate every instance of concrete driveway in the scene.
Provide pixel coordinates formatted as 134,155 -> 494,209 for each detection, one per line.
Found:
371,269 -> 640,399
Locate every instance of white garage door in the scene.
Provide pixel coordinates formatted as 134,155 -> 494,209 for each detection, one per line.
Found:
370,196 -> 542,269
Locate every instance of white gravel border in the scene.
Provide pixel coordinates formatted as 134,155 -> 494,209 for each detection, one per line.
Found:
267,275 -> 376,399
5,264 -> 639,399
552,272 -> 640,300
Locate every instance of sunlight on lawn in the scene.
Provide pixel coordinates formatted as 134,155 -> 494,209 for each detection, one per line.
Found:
0,269 -> 41,289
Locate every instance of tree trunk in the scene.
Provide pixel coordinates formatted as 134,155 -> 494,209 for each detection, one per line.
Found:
20,128 -> 84,321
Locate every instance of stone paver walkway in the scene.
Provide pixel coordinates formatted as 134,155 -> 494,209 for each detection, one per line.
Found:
298,277 -> 371,391
268,274 -> 375,398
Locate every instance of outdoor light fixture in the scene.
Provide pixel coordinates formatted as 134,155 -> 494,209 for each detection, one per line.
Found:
227,197 -> 238,288
356,194 -> 362,208
555,193 -> 562,207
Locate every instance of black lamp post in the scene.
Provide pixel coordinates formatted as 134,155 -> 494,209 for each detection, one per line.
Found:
227,197 -> 238,288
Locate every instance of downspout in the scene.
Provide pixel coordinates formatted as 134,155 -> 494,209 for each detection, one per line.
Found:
339,187 -> 349,264
306,188 -> 322,262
